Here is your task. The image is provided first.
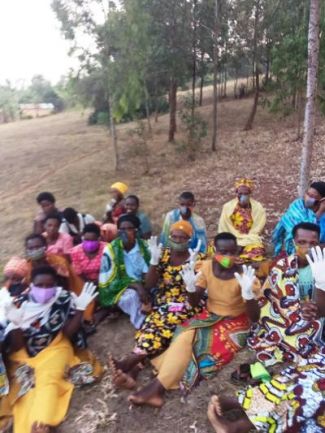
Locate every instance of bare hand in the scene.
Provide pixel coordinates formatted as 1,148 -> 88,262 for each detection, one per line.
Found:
301,301 -> 319,321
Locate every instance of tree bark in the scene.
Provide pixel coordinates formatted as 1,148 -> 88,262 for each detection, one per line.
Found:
211,0 -> 219,152
168,77 -> 177,142
191,0 -> 198,120
244,0 -> 260,131
298,0 -> 320,196
199,51 -> 205,106
108,94 -> 119,171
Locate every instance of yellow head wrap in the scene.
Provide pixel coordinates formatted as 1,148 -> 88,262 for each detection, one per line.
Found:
170,220 -> 193,237
235,178 -> 254,191
110,182 -> 128,196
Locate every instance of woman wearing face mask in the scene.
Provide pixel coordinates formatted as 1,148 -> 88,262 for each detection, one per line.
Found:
108,220 -> 205,391
1,256 -> 29,298
98,214 -> 150,329
126,233 -> 260,407
272,181 -> 325,256
218,178 -> 266,263
70,224 -> 105,284
248,222 -> 325,366
1,265 -> 102,433
23,234 -> 96,321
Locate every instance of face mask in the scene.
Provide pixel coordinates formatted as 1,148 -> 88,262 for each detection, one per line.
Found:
169,239 -> 189,252
239,194 -> 250,205
215,254 -> 235,269
30,284 -> 57,304
26,246 -> 46,261
8,283 -> 25,297
180,206 -> 190,216
119,230 -> 130,245
305,197 -> 317,209
82,240 -> 100,253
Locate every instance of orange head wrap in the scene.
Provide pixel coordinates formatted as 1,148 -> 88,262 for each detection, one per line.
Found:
3,256 -> 29,278
170,220 -> 193,237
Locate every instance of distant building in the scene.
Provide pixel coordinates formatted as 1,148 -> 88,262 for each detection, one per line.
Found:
19,103 -> 54,119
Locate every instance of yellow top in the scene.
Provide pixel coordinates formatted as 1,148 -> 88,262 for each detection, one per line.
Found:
196,260 -> 260,316
218,198 -> 266,247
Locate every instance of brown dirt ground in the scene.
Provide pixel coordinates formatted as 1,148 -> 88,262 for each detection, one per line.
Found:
0,87 -> 325,433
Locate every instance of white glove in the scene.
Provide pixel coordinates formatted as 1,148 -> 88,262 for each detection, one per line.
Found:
306,246 -> 325,291
4,302 -> 25,328
106,198 -> 117,213
234,265 -> 256,301
180,263 -> 197,293
189,239 -> 201,265
74,282 -> 98,311
148,236 -> 162,266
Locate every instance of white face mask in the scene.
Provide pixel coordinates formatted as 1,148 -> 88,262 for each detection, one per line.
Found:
239,194 -> 250,205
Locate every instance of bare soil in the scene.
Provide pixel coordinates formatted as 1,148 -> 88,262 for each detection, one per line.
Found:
0,88 -> 325,433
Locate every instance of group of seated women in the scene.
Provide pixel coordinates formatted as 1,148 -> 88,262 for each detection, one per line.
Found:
1,177 -> 325,433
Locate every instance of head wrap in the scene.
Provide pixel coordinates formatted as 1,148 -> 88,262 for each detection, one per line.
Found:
170,220 -> 193,237
117,213 -> 140,229
3,256 -> 29,278
235,178 -> 255,191
111,182 -> 128,196
310,181 -> 325,198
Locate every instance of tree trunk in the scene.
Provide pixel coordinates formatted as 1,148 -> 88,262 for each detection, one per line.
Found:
143,84 -> 152,135
244,69 -> 260,131
199,51 -> 205,106
244,0 -> 260,131
298,0 -> 320,196
191,0 -> 198,119
168,77 -> 177,142
108,94 -> 119,171
211,0 -> 219,152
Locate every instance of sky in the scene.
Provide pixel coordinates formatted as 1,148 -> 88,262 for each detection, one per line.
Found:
0,0 -> 75,86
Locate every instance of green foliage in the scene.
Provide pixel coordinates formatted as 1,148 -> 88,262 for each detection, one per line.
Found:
179,96 -> 208,160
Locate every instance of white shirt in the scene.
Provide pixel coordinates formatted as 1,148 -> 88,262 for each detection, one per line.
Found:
59,213 -> 95,235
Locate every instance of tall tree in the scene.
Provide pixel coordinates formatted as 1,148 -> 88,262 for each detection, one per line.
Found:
298,0 -> 321,196
211,0 -> 220,152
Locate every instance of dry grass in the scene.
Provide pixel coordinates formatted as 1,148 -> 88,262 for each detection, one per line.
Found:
1,87 -> 325,433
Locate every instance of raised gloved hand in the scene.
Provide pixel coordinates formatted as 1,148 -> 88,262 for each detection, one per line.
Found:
4,302 -> 25,328
74,282 -> 98,311
189,239 -> 202,265
148,236 -> 163,266
234,265 -> 256,301
306,246 -> 325,291
180,263 -> 197,293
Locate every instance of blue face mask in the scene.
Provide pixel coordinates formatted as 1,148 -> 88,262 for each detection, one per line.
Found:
119,230 -> 129,245
239,194 -> 250,205
305,197 -> 317,209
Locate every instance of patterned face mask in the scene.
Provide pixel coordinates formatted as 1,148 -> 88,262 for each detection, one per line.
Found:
215,254 -> 235,269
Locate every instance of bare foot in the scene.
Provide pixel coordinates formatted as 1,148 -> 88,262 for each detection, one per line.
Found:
108,353 -> 145,374
207,399 -> 232,433
31,422 -> 50,433
128,379 -> 164,408
212,395 -> 223,416
112,368 -> 136,390
207,396 -> 253,433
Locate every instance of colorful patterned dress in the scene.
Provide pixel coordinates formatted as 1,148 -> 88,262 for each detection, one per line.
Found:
134,249 -> 204,356
238,353 -> 325,433
230,203 -> 265,262
248,255 -> 325,365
